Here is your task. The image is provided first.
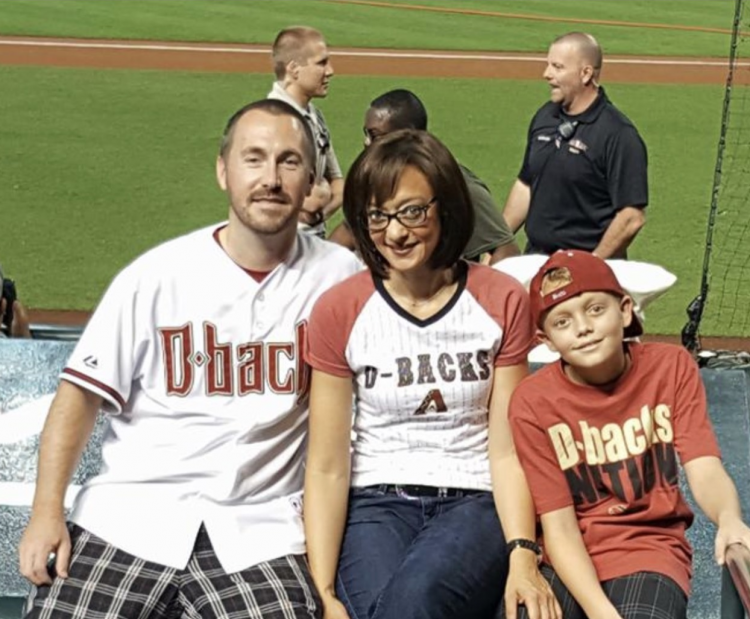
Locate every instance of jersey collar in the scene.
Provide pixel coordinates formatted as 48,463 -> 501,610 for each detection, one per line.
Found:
269,81 -> 312,117
556,86 -> 609,124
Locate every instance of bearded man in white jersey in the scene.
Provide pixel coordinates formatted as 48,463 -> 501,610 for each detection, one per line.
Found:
18,98 -> 361,619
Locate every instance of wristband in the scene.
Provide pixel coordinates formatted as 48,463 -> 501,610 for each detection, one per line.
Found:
506,538 -> 542,563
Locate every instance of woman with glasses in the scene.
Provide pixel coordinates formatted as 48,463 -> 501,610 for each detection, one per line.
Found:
303,129 -> 560,619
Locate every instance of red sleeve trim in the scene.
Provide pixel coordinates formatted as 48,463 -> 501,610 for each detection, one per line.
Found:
306,272 -> 375,377
465,264 -> 533,366
62,368 -> 126,409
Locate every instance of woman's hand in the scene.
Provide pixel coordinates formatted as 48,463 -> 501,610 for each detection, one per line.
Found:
321,593 -> 351,619
503,551 -> 561,619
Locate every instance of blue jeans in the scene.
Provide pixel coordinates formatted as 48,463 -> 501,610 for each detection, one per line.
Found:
335,487 -> 508,619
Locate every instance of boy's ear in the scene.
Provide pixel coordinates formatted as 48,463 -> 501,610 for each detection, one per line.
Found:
537,328 -> 559,353
620,295 -> 635,329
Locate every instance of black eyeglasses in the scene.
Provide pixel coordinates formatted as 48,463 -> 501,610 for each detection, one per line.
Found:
365,198 -> 437,231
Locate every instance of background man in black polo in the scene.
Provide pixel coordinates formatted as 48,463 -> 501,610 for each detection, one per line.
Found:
502,32 -> 648,259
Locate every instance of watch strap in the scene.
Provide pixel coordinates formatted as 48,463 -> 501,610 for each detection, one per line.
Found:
506,538 -> 542,562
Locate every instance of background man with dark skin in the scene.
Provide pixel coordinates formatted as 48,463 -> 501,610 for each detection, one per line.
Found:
268,26 -> 343,238
329,89 -> 520,263
0,265 -> 31,338
502,32 -> 648,259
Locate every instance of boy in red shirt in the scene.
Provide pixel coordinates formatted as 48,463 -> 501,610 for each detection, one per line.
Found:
508,250 -> 750,619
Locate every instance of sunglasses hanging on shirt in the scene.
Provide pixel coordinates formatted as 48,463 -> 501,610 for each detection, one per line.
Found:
554,120 -> 579,149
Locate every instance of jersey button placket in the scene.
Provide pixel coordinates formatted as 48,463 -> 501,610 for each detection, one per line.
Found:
254,291 -> 265,331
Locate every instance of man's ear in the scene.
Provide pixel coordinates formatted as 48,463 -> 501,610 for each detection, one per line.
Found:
287,60 -> 300,80
581,64 -> 595,85
216,155 -> 227,191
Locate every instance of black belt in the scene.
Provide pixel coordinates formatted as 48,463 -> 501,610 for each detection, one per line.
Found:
361,483 -> 487,499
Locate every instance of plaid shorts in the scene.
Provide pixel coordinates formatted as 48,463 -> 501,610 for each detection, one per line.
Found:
502,564 -> 687,619
25,524 -> 321,619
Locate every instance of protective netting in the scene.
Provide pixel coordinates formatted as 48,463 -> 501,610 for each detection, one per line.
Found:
684,0 -> 750,353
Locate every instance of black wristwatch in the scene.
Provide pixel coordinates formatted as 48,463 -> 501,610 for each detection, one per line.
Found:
506,538 -> 542,563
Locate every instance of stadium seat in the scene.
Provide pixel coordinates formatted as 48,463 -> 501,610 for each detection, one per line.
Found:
0,339 -> 104,618
29,323 -> 84,341
0,344 -> 748,618
0,598 -> 24,619
685,369 -> 750,618
722,543 -> 750,618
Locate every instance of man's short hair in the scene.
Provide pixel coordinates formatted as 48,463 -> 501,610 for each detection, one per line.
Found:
344,129 -> 474,278
370,89 -> 428,131
553,32 -> 603,79
272,26 -> 324,80
219,99 -> 316,168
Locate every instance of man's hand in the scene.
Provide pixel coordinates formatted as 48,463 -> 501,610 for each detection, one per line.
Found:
504,552 -> 561,619
300,178 -> 333,227
19,512 -> 72,585
299,208 -> 325,228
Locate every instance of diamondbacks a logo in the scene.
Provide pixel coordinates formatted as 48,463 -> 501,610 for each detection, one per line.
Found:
83,355 -> 98,369
158,320 -> 309,397
413,389 -> 448,416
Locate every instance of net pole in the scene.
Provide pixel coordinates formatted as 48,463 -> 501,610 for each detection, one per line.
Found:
682,0 -> 745,353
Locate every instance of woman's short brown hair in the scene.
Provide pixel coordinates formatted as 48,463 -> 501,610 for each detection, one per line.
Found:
343,129 -> 474,278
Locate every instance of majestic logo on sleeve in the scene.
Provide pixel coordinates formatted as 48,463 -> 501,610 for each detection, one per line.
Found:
548,405 -> 678,508
158,321 -> 309,397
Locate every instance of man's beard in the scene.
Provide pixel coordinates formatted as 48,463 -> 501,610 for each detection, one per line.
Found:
231,190 -> 299,235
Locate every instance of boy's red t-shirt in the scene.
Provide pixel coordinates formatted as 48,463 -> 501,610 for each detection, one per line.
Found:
510,342 -> 721,594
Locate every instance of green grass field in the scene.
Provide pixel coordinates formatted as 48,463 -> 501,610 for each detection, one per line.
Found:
1,0 -> 736,56
0,0 -> 739,335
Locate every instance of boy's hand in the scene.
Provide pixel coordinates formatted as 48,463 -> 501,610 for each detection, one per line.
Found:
715,516 -> 750,565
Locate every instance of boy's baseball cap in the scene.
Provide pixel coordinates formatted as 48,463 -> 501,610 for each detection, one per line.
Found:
529,250 -> 643,338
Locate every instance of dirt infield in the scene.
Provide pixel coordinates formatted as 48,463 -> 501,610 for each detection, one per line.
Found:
0,36 -> 743,84
2,35 -> 747,349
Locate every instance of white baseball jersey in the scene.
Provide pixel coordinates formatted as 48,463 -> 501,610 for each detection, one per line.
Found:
307,262 -> 533,491
62,223 -> 361,573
